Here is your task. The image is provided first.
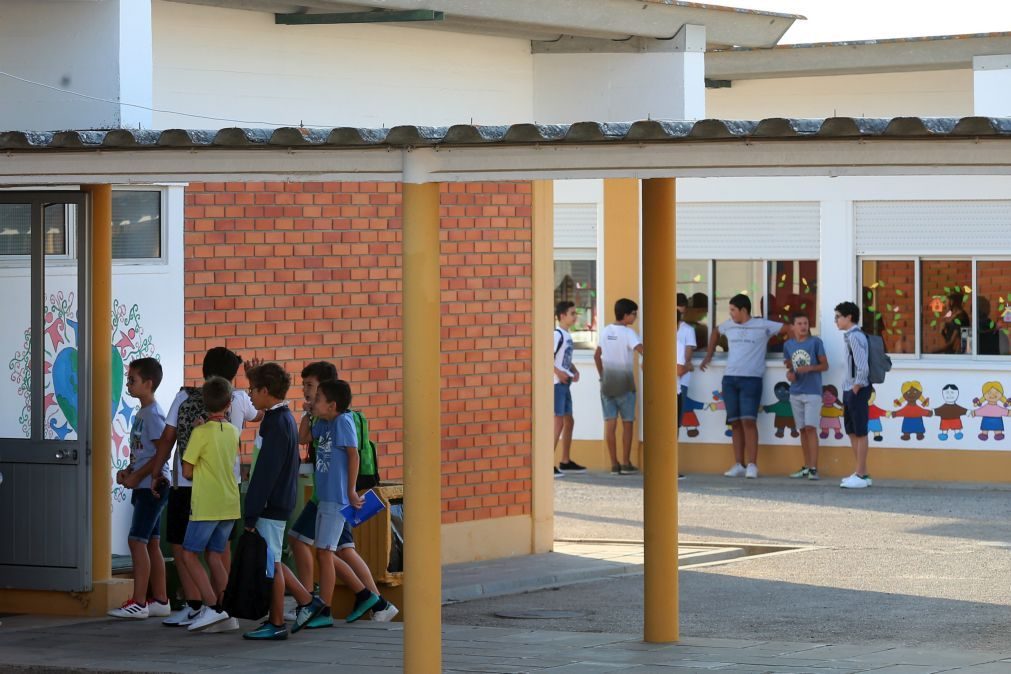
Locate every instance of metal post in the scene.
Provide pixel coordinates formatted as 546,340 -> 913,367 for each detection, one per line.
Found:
402,181 -> 442,673
641,178 -> 679,643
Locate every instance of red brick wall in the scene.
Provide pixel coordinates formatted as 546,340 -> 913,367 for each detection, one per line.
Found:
183,181 -> 533,524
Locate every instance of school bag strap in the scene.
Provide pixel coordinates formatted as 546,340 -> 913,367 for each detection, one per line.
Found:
553,328 -> 565,357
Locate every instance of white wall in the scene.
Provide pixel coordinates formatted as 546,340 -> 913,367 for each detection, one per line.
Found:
973,55 -> 1011,116
707,69 -> 973,119
151,1 -> 534,129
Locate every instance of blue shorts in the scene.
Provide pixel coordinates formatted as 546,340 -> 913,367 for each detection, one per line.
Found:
288,500 -> 318,545
722,375 -> 763,423
128,488 -> 169,544
183,519 -> 234,554
254,517 -> 287,577
843,387 -> 872,437
315,501 -> 353,552
601,391 -> 636,421
554,383 -> 573,417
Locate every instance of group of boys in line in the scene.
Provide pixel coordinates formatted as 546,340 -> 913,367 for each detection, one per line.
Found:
554,296 -> 874,489
110,348 -> 397,641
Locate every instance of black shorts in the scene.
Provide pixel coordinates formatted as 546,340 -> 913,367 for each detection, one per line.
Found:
843,387 -> 872,437
166,487 -> 192,546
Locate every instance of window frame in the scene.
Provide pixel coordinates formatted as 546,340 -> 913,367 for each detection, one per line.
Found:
0,202 -> 75,265
110,186 -> 168,266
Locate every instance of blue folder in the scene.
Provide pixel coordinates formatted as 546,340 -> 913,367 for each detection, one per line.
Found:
341,489 -> 386,528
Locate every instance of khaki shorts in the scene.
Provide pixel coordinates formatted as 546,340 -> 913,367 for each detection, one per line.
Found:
790,393 -> 822,429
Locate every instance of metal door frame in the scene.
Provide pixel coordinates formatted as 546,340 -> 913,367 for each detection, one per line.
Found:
0,191 -> 91,591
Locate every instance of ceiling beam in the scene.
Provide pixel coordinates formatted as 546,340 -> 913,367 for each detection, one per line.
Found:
275,9 -> 443,24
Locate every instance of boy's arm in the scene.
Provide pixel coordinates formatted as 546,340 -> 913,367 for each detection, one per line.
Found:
181,461 -> 195,481
807,354 -> 830,373
594,346 -> 603,378
699,325 -> 721,371
148,425 -> 177,479
346,447 -> 362,508
298,414 -> 313,446
684,344 -> 694,370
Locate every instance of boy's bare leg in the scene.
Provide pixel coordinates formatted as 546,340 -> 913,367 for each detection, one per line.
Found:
741,419 -> 759,465
291,538 -> 315,591
147,538 -> 168,603
730,421 -> 745,465
179,550 -> 216,604
604,418 -> 618,466
171,543 -> 200,602
805,427 -> 820,469
316,547 -> 336,607
207,550 -> 229,599
560,416 -> 575,463
128,539 -> 151,605
621,420 -> 634,465
270,563 -> 286,625
280,563 -> 313,605
337,548 -> 379,595
553,415 -> 564,451
850,434 -> 869,475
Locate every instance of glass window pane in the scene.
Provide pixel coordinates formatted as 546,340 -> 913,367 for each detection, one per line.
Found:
975,261 -> 1011,356
0,203 -> 31,256
713,260 -> 764,353
112,191 -> 161,259
862,259 -> 915,354
43,204 -> 80,442
44,204 -> 67,256
554,260 -> 597,349
920,260 -> 972,355
677,260 -> 709,349
767,260 -> 818,352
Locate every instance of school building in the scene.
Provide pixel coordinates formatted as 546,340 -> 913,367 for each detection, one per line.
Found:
3,1 -> 1011,670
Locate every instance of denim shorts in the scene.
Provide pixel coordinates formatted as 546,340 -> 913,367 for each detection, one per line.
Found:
315,501 -> 352,552
255,517 -> 287,574
553,383 -> 573,417
183,519 -> 234,554
722,375 -> 763,423
601,391 -> 636,421
128,488 -> 169,544
843,387 -> 872,437
288,499 -> 318,545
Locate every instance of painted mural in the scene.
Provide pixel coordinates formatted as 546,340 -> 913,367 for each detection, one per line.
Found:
8,292 -> 159,506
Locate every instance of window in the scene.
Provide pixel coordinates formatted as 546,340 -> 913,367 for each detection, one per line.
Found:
860,257 -> 1011,357
554,260 -> 597,349
112,191 -> 161,259
677,259 -> 709,349
0,203 -> 68,256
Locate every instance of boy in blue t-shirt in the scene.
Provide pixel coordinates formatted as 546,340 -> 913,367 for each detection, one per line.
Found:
783,312 -> 829,480
309,379 -> 397,626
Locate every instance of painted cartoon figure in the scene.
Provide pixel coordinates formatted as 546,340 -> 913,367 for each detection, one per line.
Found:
680,394 -> 706,438
762,381 -> 799,438
819,385 -> 844,440
708,390 -> 733,437
969,381 -> 1011,441
890,380 -> 933,441
933,384 -> 968,441
867,388 -> 887,442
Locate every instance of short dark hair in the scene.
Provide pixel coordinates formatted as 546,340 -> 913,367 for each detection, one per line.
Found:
203,347 -> 243,381
317,379 -> 352,414
202,376 -> 233,414
300,361 -> 338,383
774,381 -> 790,395
834,301 -> 860,323
555,301 -> 575,320
677,309 -> 682,322
129,357 -> 163,391
248,362 -> 291,400
790,311 -> 809,323
615,298 -> 638,321
942,383 -> 959,392
676,293 -> 688,308
729,294 -> 751,313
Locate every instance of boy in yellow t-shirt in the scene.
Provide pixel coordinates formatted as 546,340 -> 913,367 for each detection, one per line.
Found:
178,376 -> 241,633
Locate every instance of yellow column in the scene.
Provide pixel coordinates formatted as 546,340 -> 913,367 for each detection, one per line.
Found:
84,184 -> 113,585
641,178 -> 679,643
531,180 -> 555,553
402,181 -> 442,674
602,179 -> 642,466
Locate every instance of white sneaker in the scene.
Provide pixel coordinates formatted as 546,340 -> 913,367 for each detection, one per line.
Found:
745,463 -> 759,479
284,608 -> 298,622
840,474 -> 871,489
372,603 -> 399,622
187,606 -> 230,632
203,617 -> 240,633
147,601 -> 171,618
163,606 -> 199,626
107,600 -> 149,619
723,463 -> 746,477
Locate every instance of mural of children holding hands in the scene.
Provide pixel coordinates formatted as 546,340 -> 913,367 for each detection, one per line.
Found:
867,388 -> 887,442
969,381 -> 1011,441
762,381 -> 799,439
890,380 -> 933,441
819,385 -> 844,440
933,384 -> 968,441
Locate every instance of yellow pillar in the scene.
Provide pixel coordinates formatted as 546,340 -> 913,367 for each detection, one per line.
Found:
641,178 -> 679,643
602,179 -> 642,467
402,181 -> 442,674
531,180 -> 555,553
84,184 -> 113,585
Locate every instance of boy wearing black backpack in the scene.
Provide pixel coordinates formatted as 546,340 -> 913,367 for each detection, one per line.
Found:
553,301 -> 585,477
835,302 -> 873,490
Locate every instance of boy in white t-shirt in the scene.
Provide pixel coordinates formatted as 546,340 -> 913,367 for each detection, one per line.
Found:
676,308 -> 697,480
553,301 -> 585,477
594,298 -> 644,475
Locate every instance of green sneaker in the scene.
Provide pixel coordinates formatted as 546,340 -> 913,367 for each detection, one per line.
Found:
345,593 -> 380,623
306,613 -> 333,629
292,596 -> 326,634
789,467 -> 810,479
243,621 -> 288,641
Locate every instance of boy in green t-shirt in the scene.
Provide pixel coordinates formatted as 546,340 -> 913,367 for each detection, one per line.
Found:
177,376 -> 241,632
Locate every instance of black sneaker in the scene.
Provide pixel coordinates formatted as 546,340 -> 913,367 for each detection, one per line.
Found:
553,467 -> 565,479
610,464 -> 622,475
620,463 -> 639,474
559,461 -> 587,473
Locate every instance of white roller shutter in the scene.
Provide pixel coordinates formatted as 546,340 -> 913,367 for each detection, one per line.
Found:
554,203 -> 598,251
855,200 -> 1011,255
676,202 -> 820,259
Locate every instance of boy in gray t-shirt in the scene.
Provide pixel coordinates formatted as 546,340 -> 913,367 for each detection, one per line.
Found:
701,294 -> 788,479
782,312 -> 829,480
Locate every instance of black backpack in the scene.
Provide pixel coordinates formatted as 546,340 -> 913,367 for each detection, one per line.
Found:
172,386 -> 206,483
222,530 -> 272,620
